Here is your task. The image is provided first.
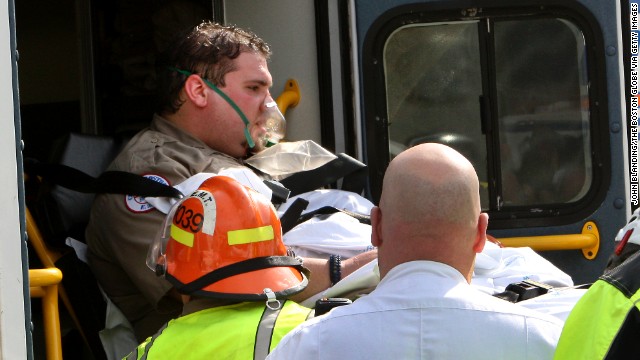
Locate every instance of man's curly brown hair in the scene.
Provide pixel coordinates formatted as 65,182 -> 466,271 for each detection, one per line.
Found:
155,21 -> 271,115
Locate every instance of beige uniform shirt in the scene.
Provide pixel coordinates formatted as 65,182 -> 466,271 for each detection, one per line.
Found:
85,114 -> 246,341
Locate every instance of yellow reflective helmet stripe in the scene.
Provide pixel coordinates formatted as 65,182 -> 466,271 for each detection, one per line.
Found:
228,225 -> 274,245
171,224 -> 195,247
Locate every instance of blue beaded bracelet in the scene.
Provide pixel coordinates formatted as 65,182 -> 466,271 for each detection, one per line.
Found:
329,254 -> 342,285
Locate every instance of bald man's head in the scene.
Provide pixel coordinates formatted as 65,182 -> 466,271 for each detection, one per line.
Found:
372,143 -> 488,280
381,143 -> 480,232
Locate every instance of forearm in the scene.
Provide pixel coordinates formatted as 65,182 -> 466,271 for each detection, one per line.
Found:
290,249 -> 378,303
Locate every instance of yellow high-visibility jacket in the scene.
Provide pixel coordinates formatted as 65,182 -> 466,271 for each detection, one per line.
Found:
554,251 -> 640,360
125,300 -> 311,360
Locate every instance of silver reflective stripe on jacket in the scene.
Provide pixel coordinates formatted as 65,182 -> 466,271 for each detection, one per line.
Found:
254,305 -> 282,360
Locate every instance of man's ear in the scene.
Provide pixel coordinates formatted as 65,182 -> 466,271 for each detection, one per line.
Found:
371,206 -> 383,248
473,213 -> 489,253
183,75 -> 209,108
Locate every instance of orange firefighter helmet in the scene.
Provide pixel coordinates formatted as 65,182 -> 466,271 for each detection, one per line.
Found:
148,175 -> 308,301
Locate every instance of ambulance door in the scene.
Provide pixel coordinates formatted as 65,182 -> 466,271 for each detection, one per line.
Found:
352,0 -> 628,283
0,0 -> 30,357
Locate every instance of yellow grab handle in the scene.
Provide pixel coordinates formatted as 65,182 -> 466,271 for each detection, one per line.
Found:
29,267 -> 63,287
29,268 -> 63,360
498,221 -> 600,260
276,79 -> 300,115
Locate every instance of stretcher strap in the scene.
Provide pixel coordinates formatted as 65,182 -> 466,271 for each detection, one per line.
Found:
25,158 -> 184,199
280,198 -> 310,233
279,153 -> 367,196
297,206 -> 371,225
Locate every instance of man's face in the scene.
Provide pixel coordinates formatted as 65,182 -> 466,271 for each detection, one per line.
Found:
202,51 -> 273,158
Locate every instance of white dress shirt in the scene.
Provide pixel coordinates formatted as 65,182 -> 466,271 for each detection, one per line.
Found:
267,260 -> 563,360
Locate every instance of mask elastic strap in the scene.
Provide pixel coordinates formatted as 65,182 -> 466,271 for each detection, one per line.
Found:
170,67 -> 256,148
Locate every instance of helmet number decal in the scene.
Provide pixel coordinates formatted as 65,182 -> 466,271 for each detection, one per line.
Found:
170,189 -> 217,247
191,190 -> 216,235
174,206 -> 204,233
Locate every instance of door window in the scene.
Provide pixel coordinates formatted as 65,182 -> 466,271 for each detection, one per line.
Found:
365,6 -> 607,227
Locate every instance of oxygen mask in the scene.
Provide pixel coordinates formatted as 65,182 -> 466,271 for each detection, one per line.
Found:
250,100 -> 287,153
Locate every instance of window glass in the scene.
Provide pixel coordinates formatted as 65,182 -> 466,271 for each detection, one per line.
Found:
495,19 -> 591,206
384,22 -> 489,206
383,17 -> 591,210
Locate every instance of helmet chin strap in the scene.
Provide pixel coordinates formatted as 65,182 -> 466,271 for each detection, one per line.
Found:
263,288 -> 282,310
171,67 -> 256,149
171,255 -> 308,297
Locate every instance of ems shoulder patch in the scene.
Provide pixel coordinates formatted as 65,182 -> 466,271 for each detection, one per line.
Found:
124,174 -> 171,213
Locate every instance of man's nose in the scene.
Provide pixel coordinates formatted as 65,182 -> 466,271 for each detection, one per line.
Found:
261,94 -> 275,111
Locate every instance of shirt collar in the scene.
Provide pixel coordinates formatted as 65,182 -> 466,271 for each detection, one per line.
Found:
151,114 -> 208,148
151,113 -> 244,163
381,260 -> 469,286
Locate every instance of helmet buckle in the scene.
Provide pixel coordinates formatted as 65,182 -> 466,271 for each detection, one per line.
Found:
264,288 -> 282,310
